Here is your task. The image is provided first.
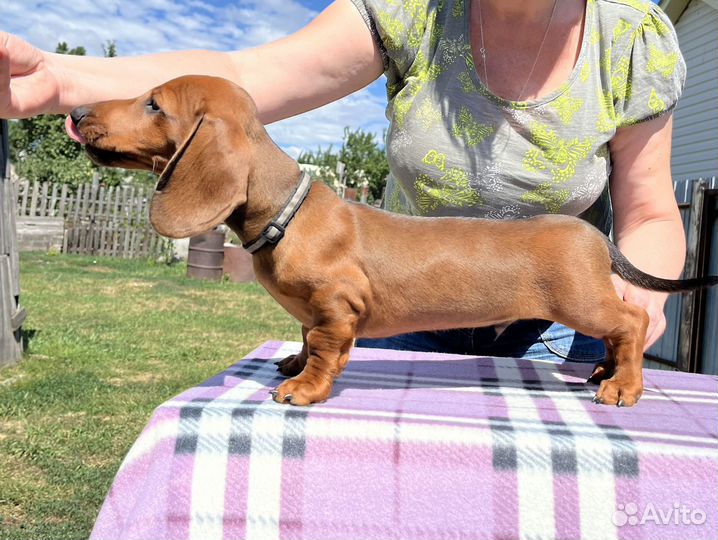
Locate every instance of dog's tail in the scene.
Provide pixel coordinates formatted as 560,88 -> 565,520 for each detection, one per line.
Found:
607,240 -> 718,293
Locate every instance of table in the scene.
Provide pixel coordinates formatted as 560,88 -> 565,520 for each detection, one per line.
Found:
91,341 -> 717,540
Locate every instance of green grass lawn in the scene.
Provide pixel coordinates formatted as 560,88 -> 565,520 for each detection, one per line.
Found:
0,252 -> 300,540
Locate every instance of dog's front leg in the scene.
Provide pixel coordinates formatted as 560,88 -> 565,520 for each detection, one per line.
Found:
271,321 -> 355,406
271,286 -> 363,406
275,325 -> 309,377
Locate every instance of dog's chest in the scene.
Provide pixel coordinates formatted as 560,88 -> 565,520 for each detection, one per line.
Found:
255,272 -> 314,327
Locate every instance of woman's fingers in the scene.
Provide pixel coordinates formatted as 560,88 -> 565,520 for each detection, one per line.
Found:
0,32 -> 55,118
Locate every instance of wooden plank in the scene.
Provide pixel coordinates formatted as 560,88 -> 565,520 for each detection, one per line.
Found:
98,219 -> 107,257
114,186 -> 122,220
113,222 -> 122,258
38,181 -> 49,217
679,179 -> 707,371
145,229 -> 154,258
29,180 -> 39,217
149,232 -> 157,258
122,188 -> 134,256
77,220 -> 86,255
101,187 -> 114,257
62,220 -> 70,254
89,177 -> 99,219
49,183 -> 59,217
95,218 -> 103,255
19,180 -> 29,216
0,179 -> 9,255
0,254 -> 22,367
58,183 -> 69,217
81,181 -> 92,220
111,219 -> 119,258
129,188 -> 144,257
73,183 -> 83,222
97,184 -> 106,218
15,216 -> 64,252
88,218 -> 96,255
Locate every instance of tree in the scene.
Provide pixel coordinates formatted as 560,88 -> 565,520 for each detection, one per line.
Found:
299,127 -> 389,201
55,42 -> 86,56
9,42 -> 155,189
102,40 -> 117,58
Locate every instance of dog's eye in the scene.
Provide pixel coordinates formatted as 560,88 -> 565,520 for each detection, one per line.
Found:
146,98 -> 161,113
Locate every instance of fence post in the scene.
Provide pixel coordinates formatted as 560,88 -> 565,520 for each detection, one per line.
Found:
0,120 -> 25,367
678,178 -> 708,372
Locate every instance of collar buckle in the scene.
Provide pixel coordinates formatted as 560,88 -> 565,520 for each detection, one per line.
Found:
242,171 -> 312,254
263,221 -> 286,244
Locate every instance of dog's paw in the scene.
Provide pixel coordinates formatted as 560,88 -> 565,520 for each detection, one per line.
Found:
592,376 -> 642,407
270,376 -> 332,406
274,353 -> 307,377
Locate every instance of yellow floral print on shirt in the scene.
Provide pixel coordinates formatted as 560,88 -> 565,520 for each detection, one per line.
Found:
354,0 -> 685,221
452,107 -> 495,146
521,123 -> 595,212
551,91 -> 585,125
415,150 -> 482,213
647,45 -> 679,78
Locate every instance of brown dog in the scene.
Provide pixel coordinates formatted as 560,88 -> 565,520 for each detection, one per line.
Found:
69,75 -> 717,407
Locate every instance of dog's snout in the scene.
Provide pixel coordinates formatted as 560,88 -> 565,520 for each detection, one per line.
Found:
70,106 -> 92,127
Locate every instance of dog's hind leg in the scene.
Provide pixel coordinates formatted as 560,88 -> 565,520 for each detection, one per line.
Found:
592,302 -> 648,406
555,296 -> 649,407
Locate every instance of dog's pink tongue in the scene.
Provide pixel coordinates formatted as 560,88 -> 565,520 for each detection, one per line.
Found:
64,115 -> 87,144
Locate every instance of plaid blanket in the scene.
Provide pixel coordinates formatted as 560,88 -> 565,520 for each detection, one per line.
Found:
91,341 -> 717,540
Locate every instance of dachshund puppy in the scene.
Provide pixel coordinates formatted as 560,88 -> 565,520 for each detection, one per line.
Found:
68,75 -> 717,407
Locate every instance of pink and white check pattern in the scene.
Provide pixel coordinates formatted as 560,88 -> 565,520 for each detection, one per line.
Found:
91,341 -> 718,540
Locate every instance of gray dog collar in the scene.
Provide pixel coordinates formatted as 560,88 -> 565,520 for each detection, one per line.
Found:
242,171 -> 312,254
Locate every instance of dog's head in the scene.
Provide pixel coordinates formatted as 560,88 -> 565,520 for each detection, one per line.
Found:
69,75 -> 262,238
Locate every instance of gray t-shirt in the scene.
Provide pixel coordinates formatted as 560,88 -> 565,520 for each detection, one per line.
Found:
351,0 -> 686,232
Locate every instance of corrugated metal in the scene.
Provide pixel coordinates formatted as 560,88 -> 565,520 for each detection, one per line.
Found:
671,0 -> 718,179
672,139 -> 717,156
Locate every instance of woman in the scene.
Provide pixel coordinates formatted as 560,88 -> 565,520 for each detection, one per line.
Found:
0,0 -> 686,361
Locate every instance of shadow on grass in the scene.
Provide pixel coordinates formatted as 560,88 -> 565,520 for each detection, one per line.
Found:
21,327 -> 39,352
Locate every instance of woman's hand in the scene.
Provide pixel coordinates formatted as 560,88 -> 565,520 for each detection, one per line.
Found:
0,32 -> 63,118
611,275 -> 668,350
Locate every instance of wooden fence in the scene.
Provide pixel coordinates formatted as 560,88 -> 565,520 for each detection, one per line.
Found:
15,178 -> 171,259
1,120 -> 24,367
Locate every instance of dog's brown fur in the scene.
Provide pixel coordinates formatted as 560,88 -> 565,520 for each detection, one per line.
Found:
71,75 -> 716,407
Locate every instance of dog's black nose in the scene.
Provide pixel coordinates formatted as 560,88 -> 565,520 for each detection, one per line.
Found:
70,106 -> 91,126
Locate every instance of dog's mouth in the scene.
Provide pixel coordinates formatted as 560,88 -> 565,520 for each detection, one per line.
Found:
67,115 -> 168,172
65,116 -> 87,145
83,144 -> 144,170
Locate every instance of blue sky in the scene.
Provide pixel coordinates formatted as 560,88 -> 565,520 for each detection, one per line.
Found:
0,0 -> 389,157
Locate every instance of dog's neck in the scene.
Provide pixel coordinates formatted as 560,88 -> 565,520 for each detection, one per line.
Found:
225,137 -> 302,245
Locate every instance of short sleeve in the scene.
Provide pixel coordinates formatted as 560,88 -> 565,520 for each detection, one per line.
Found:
350,0 -> 430,96
611,2 -> 686,128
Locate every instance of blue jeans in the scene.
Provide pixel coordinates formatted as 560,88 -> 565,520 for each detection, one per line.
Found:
355,320 -> 606,364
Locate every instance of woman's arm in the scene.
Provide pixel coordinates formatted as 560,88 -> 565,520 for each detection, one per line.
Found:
0,0 -> 384,123
609,113 -> 685,350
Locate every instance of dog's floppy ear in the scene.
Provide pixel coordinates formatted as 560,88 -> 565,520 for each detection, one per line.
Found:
150,115 -> 250,238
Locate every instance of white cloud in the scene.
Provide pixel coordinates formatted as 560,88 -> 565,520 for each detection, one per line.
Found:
267,86 -> 388,150
0,0 -> 389,155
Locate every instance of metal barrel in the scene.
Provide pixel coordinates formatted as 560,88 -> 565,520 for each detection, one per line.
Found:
223,244 -> 255,282
187,228 -> 225,281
